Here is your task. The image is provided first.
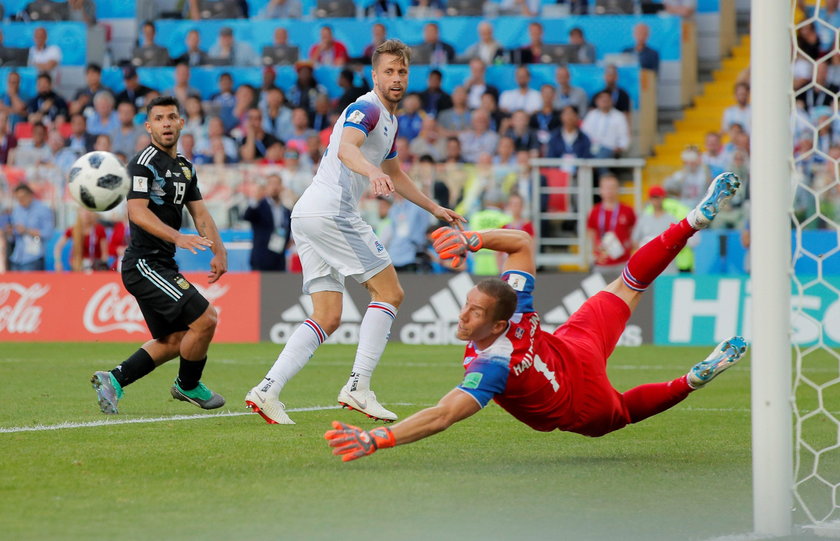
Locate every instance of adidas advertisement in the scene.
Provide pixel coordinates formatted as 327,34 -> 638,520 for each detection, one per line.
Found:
260,273 -> 653,346
654,275 -> 840,346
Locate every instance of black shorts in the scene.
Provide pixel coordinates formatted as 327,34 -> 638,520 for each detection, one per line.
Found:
122,257 -> 209,340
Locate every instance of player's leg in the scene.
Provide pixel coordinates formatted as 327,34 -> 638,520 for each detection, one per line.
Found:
621,336 -> 748,424
246,289 -> 343,425
604,171 -> 741,311
169,300 -> 226,410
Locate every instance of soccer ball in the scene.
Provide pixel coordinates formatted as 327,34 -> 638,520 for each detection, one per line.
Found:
67,151 -> 130,212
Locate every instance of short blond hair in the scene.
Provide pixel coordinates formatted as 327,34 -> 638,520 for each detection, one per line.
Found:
372,39 -> 411,68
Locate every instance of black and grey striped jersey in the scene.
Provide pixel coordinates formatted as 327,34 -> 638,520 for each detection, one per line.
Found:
123,143 -> 202,264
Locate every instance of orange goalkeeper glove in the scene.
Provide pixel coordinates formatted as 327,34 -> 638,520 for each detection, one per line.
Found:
430,227 -> 484,267
324,421 -> 396,462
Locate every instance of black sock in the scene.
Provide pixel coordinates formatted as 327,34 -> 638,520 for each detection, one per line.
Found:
177,356 -> 207,391
111,348 -> 155,388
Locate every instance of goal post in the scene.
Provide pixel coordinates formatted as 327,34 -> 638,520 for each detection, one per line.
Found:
750,0 -> 793,537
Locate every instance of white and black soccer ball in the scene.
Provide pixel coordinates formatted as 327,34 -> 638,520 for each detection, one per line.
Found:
67,151 -> 130,212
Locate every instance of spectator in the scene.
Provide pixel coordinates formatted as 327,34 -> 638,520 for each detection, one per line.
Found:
505,110 -> 540,153
71,64 -> 113,117
116,66 -> 154,111
494,136 -> 517,167
171,29 -> 208,67
415,22 -> 456,65
310,94 -> 332,133
408,0 -> 445,18
701,131 -> 729,178
87,92 -> 119,136
464,58 -> 499,110
209,26 -> 260,67
568,27 -> 596,64
0,111 -> 16,165
66,113 -> 96,154
631,186 -> 678,275
258,0 -> 303,18
556,0 -> 588,14
266,27 -> 299,63
664,145 -> 712,208
530,84 -> 561,142
814,0 -> 840,51
288,61 -> 327,114
239,108 -> 280,162
282,149 -> 312,202
27,73 -> 68,125
801,61 -> 836,111
444,136 -> 465,164
244,174 -> 292,271
502,192 -> 534,236
94,134 -> 111,152
722,82 -> 751,134
581,91 -> 630,158
47,130 -> 75,174
309,25 -> 349,67
547,106 -> 592,159
1,71 -> 28,123
110,101 -> 145,158
397,93 -> 425,141
133,21 -> 169,67
304,133 -> 323,168
593,65 -> 631,114
513,21 -> 546,65
195,116 -> 238,164
480,91 -> 507,133
553,65 -> 588,116
382,193 -> 432,271
164,62 -> 200,109
261,86 -> 293,143
623,23 -> 660,73
180,132 -> 200,162
53,208 -> 107,272
459,109 -> 500,162
418,69 -> 453,118
211,72 -> 238,133
498,0 -> 540,15
336,69 -> 369,112
415,154 -> 450,207
499,66 -> 542,114
182,95 -> 207,138
366,0 -> 403,17
409,116 -> 447,162
362,23 -> 388,64
7,184 -> 54,271
232,84 -> 258,135
394,136 -> 414,169
437,86 -> 472,135
459,21 -> 504,65
68,0 -> 97,26
586,173 -> 635,273
663,0 -> 696,18
285,107 -> 317,153
27,27 -> 62,77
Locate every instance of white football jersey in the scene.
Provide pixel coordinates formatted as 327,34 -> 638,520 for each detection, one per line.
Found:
292,91 -> 398,218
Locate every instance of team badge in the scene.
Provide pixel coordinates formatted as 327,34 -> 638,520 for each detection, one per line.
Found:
175,277 -> 190,290
374,240 -> 384,253
181,166 -> 192,181
515,328 -> 525,339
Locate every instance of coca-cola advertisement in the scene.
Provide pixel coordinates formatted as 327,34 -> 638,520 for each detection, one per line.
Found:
0,273 -> 260,342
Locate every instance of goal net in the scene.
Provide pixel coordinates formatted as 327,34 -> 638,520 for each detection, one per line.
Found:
790,0 -> 840,533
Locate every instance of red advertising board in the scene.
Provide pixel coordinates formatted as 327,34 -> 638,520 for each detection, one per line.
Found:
0,272 -> 260,342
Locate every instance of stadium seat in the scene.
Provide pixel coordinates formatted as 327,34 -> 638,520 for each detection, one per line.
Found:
0,47 -> 29,67
446,0 -> 484,16
21,0 -> 70,21
198,0 -> 245,19
13,122 -> 32,140
315,0 -> 355,17
594,0 -> 636,15
261,46 -> 300,66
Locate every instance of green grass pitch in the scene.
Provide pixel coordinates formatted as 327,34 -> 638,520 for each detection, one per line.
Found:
0,342 -> 821,540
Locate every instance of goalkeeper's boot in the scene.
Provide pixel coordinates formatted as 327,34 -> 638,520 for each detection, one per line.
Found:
170,380 -> 226,409
244,386 -> 295,425
337,385 -> 397,423
91,371 -> 123,414
687,336 -> 748,389
688,171 -> 741,229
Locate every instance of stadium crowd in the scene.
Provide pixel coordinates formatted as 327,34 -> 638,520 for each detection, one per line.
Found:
0,0 -> 764,275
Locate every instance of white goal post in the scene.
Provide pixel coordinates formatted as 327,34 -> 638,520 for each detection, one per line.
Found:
750,0 -> 793,537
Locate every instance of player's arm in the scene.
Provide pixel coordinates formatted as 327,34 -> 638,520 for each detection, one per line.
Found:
382,157 -> 464,225
431,227 -> 535,276
186,199 -> 227,284
325,389 -> 481,462
337,125 -> 394,196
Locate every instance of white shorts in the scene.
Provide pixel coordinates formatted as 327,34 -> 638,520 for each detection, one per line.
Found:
292,215 -> 392,294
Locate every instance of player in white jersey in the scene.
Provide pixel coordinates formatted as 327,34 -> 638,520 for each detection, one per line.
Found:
245,39 -> 464,424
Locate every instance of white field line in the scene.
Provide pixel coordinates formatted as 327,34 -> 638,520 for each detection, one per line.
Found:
0,403 -> 419,434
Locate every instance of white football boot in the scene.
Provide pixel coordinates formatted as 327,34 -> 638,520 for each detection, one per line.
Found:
245,386 -> 295,425
687,336 -> 748,389
337,385 -> 398,422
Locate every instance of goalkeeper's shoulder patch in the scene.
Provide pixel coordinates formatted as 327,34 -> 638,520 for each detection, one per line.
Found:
461,372 -> 483,389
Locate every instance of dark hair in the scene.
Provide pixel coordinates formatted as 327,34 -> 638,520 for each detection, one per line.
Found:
14,183 -> 34,195
146,95 -> 180,115
86,63 -> 102,73
476,278 -> 518,322
569,27 -> 583,37
429,69 -> 442,79
36,72 -> 51,83
418,154 -> 436,164
560,105 -> 579,116
143,20 -> 155,30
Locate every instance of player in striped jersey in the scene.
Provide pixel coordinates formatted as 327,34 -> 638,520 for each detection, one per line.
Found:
90,96 -> 228,414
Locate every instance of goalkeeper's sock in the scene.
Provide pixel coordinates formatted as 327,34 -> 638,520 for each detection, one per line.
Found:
263,318 -> 328,399
346,302 -> 397,392
621,219 -> 694,292
110,348 -> 156,388
622,375 -> 693,424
